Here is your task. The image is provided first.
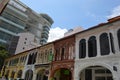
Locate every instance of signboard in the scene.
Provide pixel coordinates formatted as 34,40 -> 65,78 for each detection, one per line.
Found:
0,0 -> 9,14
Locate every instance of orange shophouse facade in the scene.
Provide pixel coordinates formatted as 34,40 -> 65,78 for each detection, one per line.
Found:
50,35 -> 75,80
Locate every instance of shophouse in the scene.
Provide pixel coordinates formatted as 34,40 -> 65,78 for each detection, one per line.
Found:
50,35 -> 75,80
1,51 -> 28,79
74,16 -> 120,80
35,43 -> 54,80
23,47 -> 38,80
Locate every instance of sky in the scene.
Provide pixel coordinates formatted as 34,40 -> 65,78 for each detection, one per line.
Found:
20,0 -> 120,42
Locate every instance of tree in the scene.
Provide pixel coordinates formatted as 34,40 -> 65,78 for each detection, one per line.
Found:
0,45 -> 8,70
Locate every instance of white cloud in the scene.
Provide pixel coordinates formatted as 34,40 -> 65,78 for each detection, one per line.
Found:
107,5 -> 120,18
48,27 -> 67,42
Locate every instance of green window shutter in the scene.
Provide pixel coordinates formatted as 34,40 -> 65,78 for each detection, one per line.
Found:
48,53 -> 53,61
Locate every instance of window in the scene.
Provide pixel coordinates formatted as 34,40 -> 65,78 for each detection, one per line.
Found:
17,70 -> 22,78
100,33 -> 110,55
32,52 -> 37,64
25,38 -> 27,40
117,29 -> 120,50
95,68 -> 113,80
61,48 -> 65,60
45,50 -> 47,62
0,30 -> 12,41
36,72 -> 42,80
79,39 -> 86,58
25,70 -> 33,80
109,33 -> 115,53
85,69 -> 92,80
41,51 -> 44,63
55,48 -> 60,61
88,36 -> 97,57
54,49 -> 58,61
24,42 -> 26,44
23,47 -> 25,50
49,49 -> 53,61
27,54 -> 32,64
11,71 -> 15,79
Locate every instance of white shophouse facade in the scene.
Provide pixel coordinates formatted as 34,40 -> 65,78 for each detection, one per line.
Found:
23,48 -> 38,80
74,17 -> 120,80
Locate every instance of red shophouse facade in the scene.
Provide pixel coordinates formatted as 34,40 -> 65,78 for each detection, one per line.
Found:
50,35 -> 75,80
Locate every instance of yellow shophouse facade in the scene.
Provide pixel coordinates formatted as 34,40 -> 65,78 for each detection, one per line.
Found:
1,51 -> 28,79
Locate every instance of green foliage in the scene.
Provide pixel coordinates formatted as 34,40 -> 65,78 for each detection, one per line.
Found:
0,45 -> 8,58
0,45 -> 8,69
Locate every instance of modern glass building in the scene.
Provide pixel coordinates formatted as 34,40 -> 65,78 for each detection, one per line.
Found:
0,0 -> 53,54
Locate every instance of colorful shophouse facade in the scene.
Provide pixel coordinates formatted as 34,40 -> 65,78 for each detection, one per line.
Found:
0,51 -> 28,79
50,34 -> 75,80
35,43 -> 54,80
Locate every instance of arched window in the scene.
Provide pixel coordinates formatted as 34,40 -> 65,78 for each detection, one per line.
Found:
100,33 -> 110,55
117,29 -> 120,50
88,36 -> 97,57
79,39 -> 86,58
24,70 -> 33,80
